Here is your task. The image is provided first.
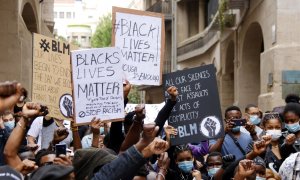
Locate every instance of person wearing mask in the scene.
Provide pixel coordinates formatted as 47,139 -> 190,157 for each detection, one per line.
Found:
0,111 -> 15,165
262,112 -> 295,172
27,116 -> 72,151
283,102 -> 300,138
206,152 -> 223,179
166,144 -> 207,180
209,106 -> 253,160
244,104 -> 263,137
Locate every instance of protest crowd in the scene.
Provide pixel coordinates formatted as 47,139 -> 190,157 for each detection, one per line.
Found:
1,80 -> 300,180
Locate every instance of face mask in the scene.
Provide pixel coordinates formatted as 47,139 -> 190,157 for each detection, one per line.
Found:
4,120 -> 15,130
207,167 -> 220,177
250,115 -> 261,125
178,161 -> 194,173
231,126 -> 240,133
266,129 -> 282,141
256,176 -> 266,180
285,122 -> 300,133
100,127 -> 105,134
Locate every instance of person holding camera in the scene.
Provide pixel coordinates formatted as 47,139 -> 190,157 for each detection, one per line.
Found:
209,106 -> 253,160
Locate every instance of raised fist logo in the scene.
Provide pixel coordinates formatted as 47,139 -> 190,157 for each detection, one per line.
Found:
200,116 -> 221,138
59,94 -> 73,118
63,97 -> 72,117
204,118 -> 217,137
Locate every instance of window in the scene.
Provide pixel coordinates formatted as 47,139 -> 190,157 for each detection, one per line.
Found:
54,12 -> 57,18
81,36 -> 87,42
72,36 -> 78,41
88,15 -> 93,19
66,12 -> 71,19
59,12 -> 64,19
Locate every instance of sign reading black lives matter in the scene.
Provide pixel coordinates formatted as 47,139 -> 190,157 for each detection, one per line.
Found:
164,64 -> 224,145
112,7 -> 165,86
71,47 -> 124,125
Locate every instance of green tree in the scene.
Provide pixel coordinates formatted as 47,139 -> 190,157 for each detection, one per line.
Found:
91,13 -> 112,48
128,86 -> 141,104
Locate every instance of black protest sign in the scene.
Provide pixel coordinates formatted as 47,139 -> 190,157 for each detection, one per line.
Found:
71,47 -> 124,125
112,7 -> 165,86
163,64 -> 224,145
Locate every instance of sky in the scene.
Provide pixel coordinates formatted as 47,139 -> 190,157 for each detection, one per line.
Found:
97,0 -> 133,16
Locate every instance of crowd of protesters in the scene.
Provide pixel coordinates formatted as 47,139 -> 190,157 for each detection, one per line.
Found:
0,80 -> 300,180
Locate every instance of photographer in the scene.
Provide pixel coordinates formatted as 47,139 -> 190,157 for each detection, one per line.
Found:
209,106 -> 253,160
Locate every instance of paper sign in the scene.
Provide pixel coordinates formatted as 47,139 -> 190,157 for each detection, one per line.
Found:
164,64 -> 224,145
112,7 -> 165,86
32,33 -> 75,120
71,47 -> 124,124
125,102 -> 165,124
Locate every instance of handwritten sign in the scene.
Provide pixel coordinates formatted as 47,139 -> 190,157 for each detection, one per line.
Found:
32,33 -> 75,120
125,102 -> 165,124
164,64 -> 224,145
112,7 -> 165,86
71,47 -> 124,125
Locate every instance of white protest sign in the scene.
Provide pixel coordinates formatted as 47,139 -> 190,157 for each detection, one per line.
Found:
71,47 -> 124,125
125,102 -> 165,124
112,7 -> 165,86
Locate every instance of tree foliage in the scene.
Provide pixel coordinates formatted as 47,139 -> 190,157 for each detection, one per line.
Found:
128,86 -> 141,104
91,14 -> 112,48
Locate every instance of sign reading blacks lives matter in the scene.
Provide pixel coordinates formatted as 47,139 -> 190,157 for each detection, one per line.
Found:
33,33 -> 76,120
71,47 -> 124,125
112,7 -> 165,86
164,64 -> 224,145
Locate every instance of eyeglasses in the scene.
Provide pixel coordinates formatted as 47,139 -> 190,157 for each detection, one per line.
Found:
263,112 -> 280,121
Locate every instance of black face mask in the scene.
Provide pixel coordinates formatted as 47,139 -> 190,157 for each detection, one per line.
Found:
43,117 -> 54,127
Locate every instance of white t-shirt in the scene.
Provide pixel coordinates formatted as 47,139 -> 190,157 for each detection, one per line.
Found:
27,117 -> 73,151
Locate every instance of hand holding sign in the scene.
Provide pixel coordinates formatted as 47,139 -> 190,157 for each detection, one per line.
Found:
167,86 -> 178,101
123,80 -> 131,99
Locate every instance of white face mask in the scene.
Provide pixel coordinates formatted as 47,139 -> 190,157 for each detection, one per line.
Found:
266,129 -> 282,141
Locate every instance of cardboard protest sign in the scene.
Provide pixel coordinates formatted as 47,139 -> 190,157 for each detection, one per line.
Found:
112,7 -> 165,86
32,33 -> 76,120
71,47 -> 124,125
163,64 -> 224,145
125,102 -> 165,124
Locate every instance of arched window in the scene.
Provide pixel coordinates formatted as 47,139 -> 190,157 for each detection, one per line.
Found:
22,3 -> 38,33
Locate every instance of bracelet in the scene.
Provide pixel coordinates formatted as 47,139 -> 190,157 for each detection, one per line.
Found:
157,172 -> 165,180
71,127 -> 78,132
18,122 -> 26,130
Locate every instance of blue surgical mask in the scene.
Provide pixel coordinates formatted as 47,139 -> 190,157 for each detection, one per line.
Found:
250,115 -> 261,125
231,126 -> 241,133
100,127 -> 105,134
208,167 -> 220,177
285,122 -> 300,133
4,120 -> 15,130
178,161 -> 194,173
256,176 -> 266,180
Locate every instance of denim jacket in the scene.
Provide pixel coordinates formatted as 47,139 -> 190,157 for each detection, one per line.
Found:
92,145 -> 147,180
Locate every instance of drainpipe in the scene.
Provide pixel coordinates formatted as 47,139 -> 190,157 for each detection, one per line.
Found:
171,0 -> 177,72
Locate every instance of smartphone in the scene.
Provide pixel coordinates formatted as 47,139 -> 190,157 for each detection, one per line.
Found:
232,119 -> 246,126
55,143 -> 67,157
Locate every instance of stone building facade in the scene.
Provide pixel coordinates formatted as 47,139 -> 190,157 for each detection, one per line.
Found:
145,0 -> 300,113
0,0 -> 54,97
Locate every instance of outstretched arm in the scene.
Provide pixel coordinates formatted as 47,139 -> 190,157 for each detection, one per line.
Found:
120,105 -> 145,152
4,103 -> 46,170
154,86 -> 178,136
